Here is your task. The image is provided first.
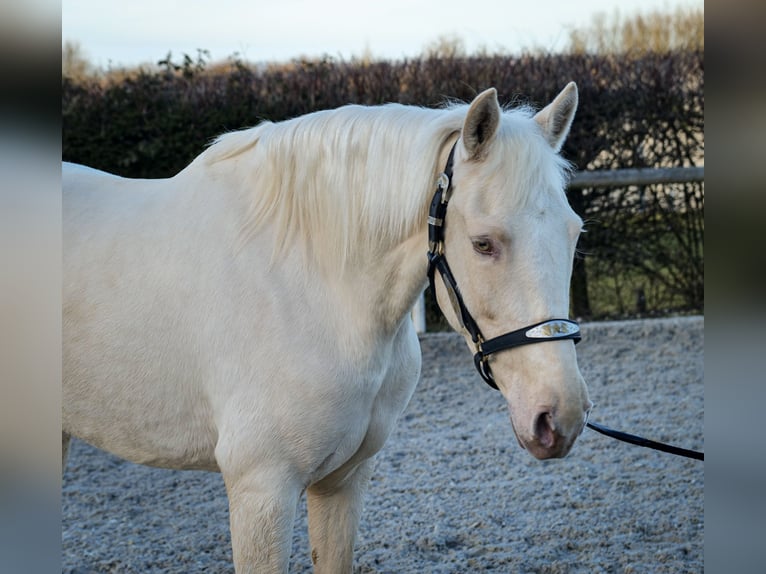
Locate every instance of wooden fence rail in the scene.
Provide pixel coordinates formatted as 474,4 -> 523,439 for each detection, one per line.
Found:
411,166 -> 705,333
568,166 -> 704,189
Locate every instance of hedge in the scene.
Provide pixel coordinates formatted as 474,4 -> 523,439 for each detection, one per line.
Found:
62,51 -> 704,323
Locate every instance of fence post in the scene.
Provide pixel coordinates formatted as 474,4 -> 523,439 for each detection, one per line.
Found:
412,291 -> 427,333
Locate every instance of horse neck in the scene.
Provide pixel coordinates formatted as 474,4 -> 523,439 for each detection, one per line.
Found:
343,229 -> 429,337
336,133 -> 459,338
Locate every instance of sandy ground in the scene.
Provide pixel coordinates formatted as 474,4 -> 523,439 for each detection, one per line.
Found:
62,316 -> 703,573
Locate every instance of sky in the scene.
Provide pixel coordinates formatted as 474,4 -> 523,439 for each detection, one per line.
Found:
63,0 -> 702,69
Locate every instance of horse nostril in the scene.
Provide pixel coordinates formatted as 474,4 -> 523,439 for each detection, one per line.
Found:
534,412 -> 556,449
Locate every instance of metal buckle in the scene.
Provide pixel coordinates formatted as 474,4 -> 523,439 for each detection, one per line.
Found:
436,172 -> 452,203
427,215 -> 444,227
472,333 -> 485,356
473,344 -> 498,390
436,172 -> 449,193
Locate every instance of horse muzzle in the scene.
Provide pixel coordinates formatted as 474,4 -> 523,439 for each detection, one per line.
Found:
510,401 -> 593,460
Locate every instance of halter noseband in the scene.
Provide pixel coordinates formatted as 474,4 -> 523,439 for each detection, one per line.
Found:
426,142 -> 581,390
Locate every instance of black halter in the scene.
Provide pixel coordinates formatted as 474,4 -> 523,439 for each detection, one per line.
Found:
426,142 -> 582,390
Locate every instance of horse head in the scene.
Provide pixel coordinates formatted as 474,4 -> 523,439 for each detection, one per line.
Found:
432,84 -> 592,459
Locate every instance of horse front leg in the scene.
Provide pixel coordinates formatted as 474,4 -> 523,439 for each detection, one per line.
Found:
220,465 -> 302,574
306,458 -> 375,574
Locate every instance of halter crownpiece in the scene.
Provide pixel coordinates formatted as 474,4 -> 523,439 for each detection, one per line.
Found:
426,141 -> 581,390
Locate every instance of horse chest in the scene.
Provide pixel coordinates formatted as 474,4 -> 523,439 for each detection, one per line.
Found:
305,323 -> 422,485
361,334 -> 422,448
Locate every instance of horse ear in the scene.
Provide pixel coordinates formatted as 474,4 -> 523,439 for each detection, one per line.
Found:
534,82 -> 578,152
462,88 -> 501,160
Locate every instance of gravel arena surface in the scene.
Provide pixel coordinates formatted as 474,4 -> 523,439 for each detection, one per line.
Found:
62,316 -> 704,573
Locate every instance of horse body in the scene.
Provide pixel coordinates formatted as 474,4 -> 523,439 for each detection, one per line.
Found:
63,161 -> 423,476
63,84 -> 590,573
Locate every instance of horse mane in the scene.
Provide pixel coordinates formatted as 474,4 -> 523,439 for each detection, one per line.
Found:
202,100 -> 561,272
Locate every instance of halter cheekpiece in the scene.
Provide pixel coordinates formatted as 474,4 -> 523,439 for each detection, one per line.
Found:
426,141 -> 582,390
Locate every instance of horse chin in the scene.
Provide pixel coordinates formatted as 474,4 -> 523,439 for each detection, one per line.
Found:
526,434 -> 576,460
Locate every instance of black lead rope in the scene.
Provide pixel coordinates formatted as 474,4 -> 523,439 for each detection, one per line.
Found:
586,421 -> 704,461
426,140 -> 704,462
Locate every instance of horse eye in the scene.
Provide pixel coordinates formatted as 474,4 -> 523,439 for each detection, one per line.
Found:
472,238 -> 494,255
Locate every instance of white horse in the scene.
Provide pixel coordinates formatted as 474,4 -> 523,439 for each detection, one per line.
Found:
63,83 -> 592,573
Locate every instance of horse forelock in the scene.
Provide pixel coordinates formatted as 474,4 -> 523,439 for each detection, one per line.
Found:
489,116 -> 574,214
202,101 -> 570,272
